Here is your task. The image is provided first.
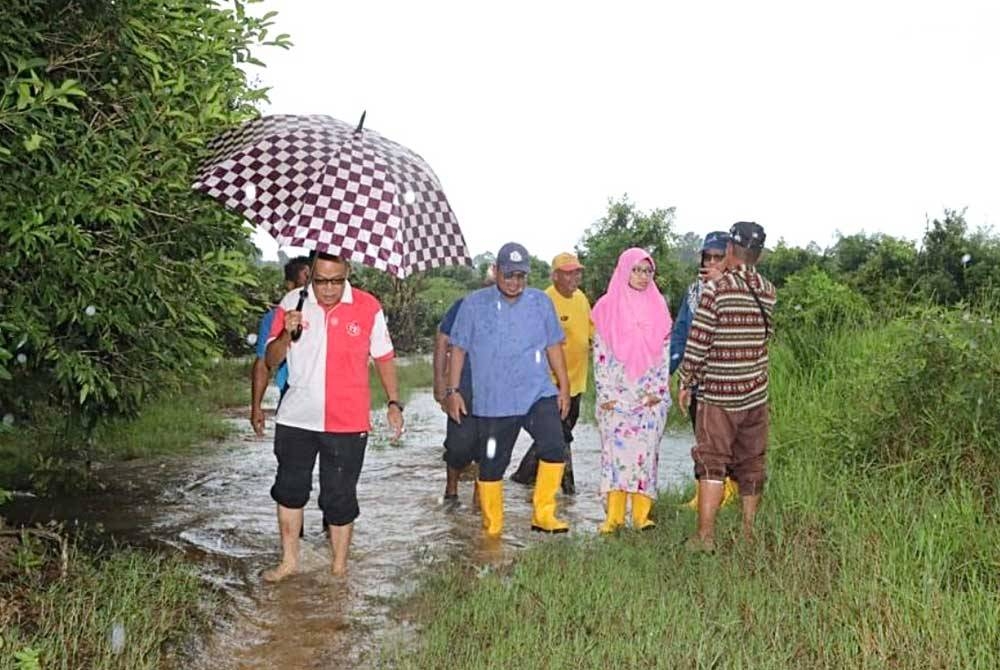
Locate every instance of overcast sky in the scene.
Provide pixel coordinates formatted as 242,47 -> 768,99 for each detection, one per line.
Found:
247,0 -> 1000,263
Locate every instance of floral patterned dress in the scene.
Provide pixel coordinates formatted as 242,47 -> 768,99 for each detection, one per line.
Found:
593,332 -> 671,497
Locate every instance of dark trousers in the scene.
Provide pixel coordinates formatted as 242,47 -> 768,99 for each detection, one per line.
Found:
270,424 -> 368,527
510,394 -> 580,488
477,396 -> 566,482
442,413 -> 479,470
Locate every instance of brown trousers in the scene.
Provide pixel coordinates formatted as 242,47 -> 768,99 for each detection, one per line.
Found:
692,401 -> 769,496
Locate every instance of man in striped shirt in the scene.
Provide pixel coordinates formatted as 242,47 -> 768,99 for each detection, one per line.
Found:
678,221 -> 776,551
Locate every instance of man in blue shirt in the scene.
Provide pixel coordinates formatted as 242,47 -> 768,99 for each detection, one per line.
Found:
250,256 -> 310,436
445,242 -> 572,536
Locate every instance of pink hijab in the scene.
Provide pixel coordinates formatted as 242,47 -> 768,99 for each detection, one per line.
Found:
591,248 -> 672,382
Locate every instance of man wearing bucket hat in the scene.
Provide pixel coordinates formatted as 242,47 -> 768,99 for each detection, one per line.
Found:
678,222 -> 776,551
510,252 -> 593,494
445,242 -> 572,536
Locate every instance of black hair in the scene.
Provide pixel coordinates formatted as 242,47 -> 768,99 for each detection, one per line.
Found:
283,256 -> 311,282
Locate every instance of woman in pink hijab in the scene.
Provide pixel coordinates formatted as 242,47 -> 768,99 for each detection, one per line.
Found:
591,248 -> 673,532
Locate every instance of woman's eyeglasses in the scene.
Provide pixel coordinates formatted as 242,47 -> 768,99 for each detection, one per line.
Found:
703,253 -> 725,262
630,266 -> 654,276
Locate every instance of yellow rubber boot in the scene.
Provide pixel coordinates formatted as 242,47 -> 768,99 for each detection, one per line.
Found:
722,477 -> 738,506
598,491 -> 627,534
531,461 -> 569,533
686,477 -> 739,509
630,493 -> 656,531
477,480 -> 504,537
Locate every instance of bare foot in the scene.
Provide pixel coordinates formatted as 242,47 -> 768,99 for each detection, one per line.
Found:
262,561 -> 298,583
330,563 -> 348,577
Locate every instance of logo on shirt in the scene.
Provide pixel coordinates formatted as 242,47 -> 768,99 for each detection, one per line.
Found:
346,321 -> 361,337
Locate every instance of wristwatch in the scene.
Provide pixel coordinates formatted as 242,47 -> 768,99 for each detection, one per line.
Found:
387,400 -> 404,411
444,387 -> 461,397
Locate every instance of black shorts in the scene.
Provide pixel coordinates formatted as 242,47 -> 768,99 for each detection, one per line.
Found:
270,423 -> 368,526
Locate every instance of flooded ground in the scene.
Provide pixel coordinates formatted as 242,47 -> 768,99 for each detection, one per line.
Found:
7,387 -> 695,668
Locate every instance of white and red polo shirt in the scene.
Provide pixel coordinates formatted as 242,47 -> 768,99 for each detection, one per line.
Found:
268,281 -> 394,433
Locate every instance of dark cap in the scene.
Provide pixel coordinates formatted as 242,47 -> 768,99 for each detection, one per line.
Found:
701,231 -> 730,252
496,242 -> 531,274
729,221 -> 766,250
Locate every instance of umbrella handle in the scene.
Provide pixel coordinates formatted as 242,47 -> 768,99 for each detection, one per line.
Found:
290,288 -> 307,342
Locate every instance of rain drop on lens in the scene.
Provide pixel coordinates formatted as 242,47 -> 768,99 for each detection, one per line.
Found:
109,622 -> 126,654
961,253 -> 972,266
403,191 -> 416,205
246,333 -> 258,346
2,414 -> 13,427
85,305 -> 97,317
244,183 -> 257,203
486,437 -> 497,459
16,353 -> 27,365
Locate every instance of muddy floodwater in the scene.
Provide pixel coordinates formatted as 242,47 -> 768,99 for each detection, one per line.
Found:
8,385 -> 695,668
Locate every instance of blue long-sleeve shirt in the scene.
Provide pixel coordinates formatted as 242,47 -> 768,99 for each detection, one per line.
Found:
668,281 -> 700,375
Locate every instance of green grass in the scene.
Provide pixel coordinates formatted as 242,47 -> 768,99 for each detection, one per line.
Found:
0,543 -> 211,670
0,359 -> 249,490
384,310 -> 1000,669
369,356 -> 433,406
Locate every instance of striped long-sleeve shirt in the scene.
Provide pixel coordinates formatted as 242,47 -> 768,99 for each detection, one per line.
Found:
678,264 -> 776,411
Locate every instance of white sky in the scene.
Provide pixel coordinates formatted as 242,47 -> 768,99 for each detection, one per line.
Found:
247,0 -> 1000,263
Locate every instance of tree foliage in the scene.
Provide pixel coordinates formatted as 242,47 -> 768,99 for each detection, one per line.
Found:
576,196 -> 684,312
0,0 -> 289,446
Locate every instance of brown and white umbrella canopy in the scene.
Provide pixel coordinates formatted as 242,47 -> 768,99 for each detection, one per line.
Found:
192,113 -> 472,278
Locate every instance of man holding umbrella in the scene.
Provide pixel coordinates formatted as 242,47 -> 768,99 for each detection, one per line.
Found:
263,252 -> 404,580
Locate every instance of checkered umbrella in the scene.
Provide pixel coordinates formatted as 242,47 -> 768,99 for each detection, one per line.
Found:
192,113 -> 472,279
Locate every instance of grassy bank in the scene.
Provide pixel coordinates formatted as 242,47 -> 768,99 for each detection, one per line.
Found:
387,309 -> 1000,669
0,540 -> 211,670
0,358 -> 248,491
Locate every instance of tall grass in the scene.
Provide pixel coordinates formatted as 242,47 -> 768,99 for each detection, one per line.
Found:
386,306 -> 1000,669
0,359 -> 249,490
0,544 -> 210,670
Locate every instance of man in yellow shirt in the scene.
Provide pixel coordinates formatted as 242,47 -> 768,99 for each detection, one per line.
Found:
510,252 -> 593,494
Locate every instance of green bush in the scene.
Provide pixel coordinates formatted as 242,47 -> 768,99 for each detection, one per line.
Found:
0,0 -> 288,456
775,267 -> 872,371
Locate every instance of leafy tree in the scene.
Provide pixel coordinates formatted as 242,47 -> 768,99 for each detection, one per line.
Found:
914,209 -> 1000,306
0,0 -> 289,461
758,240 -> 825,287
576,195 -> 683,313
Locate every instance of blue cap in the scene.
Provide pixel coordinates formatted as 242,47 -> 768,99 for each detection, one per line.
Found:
496,242 -> 531,274
702,231 -> 730,252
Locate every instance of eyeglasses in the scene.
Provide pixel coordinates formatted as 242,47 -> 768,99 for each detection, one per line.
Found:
502,271 -> 527,281
630,266 -> 654,276
703,253 -> 725,262
313,275 -> 347,287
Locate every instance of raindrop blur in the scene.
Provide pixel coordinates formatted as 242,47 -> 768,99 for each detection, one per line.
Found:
244,183 -> 257,203
16,353 -> 27,365
486,436 -> 497,460
109,621 -> 126,654
961,253 -> 972,266
534,350 -> 542,364
84,305 -> 97,317
402,191 -> 417,205
246,333 -> 258,346
2,414 -> 13,426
